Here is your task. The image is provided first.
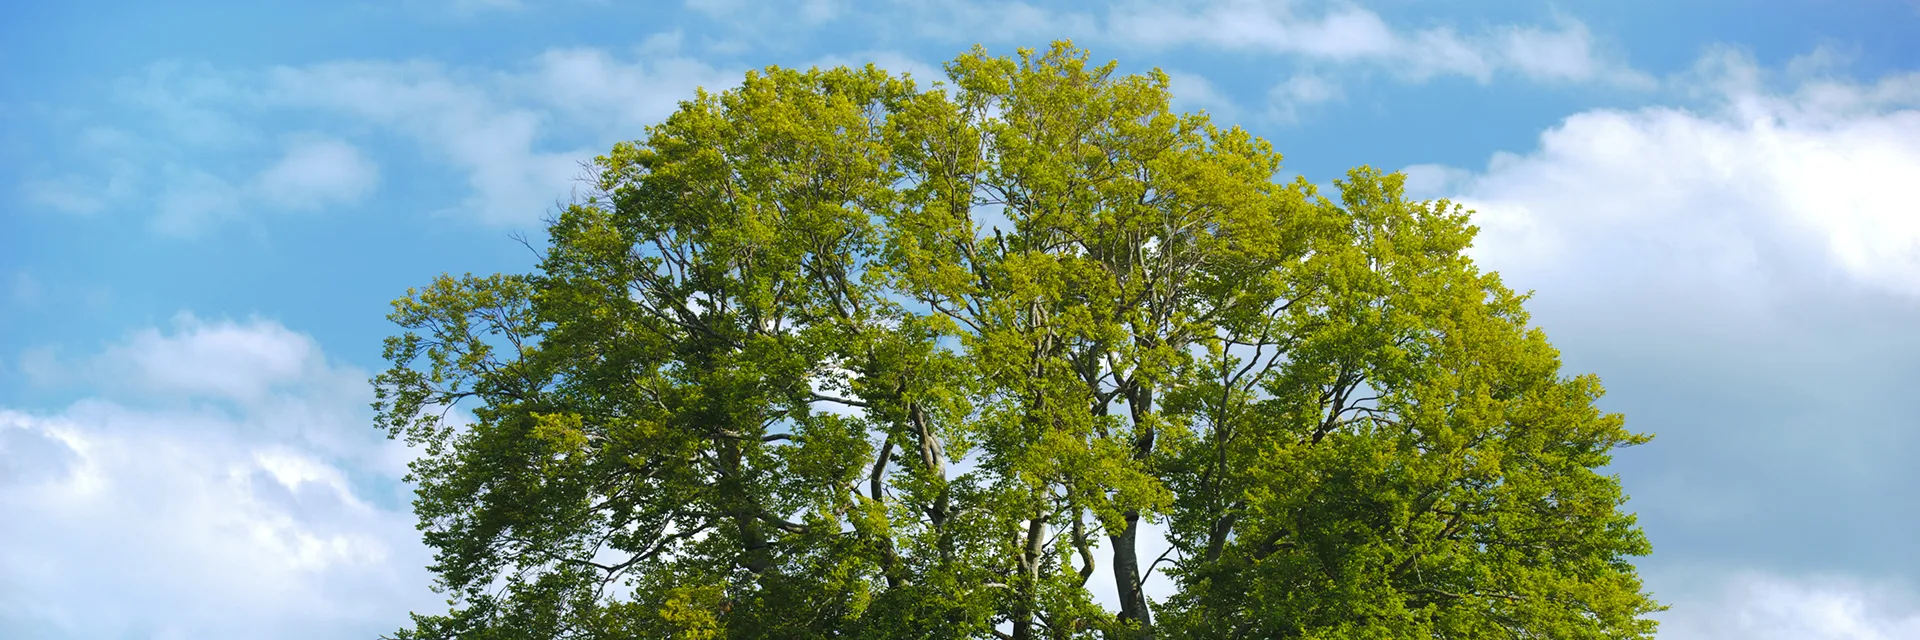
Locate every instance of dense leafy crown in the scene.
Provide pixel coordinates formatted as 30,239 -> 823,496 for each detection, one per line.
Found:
373,42 -> 1661,640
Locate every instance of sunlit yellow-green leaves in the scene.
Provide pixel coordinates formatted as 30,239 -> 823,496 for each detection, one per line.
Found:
374,41 -> 1658,640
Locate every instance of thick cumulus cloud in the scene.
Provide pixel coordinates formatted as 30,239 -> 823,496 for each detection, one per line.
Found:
1403,48 -> 1920,632
1656,572 -> 1920,640
0,316 -> 437,639
1421,54 -> 1920,298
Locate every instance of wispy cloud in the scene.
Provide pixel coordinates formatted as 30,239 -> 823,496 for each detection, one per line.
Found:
1161,69 -> 1241,120
1267,71 -> 1343,122
516,46 -> 741,137
152,167 -> 246,235
258,44 -> 737,225
141,137 -> 379,235
886,0 -> 1101,45
8,272 -> 39,306
1496,21 -> 1622,83
847,1 -> 1652,89
1108,2 -> 1653,89
260,59 -> 596,226
1109,1 -> 1397,60
252,137 -> 380,212
807,50 -> 944,84
688,0 -> 844,25
681,0 -> 1654,126
447,0 -> 525,12
18,36 -> 738,231
18,127 -> 146,216
19,177 -> 111,215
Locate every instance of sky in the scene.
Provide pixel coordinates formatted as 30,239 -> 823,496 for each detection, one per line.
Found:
2,0 -> 1918,638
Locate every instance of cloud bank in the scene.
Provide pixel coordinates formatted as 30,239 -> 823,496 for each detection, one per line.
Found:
1403,45 -> 1920,634
0,315 -> 437,639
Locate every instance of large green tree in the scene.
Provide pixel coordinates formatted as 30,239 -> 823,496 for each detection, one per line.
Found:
373,42 -> 1661,640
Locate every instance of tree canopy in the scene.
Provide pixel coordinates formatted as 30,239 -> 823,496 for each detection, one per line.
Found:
373,42 -> 1661,640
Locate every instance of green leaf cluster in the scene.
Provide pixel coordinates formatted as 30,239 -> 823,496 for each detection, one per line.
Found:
373,41 -> 1661,640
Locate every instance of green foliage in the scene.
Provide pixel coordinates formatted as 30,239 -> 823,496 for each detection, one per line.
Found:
373,41 -> 1661,640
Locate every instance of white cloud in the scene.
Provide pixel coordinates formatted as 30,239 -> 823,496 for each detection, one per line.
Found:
251,137 -> 379,211
519,47 -> 739,137
1403,25 -> 1494,82
1267,71 -> 1343,122
1397,162 -> 1473,200
20,127 -> 146,216
117,60 -> 259,149
259,60 -> 584,226
20,313 -> 403,466
1105,1 -> 1648,88
637,29 -> 686,57
1163,69 -> 1240,120
898,0 -> 1100,44
688,0 -> 843,24
809,50 -> 944,86
1658,572 -> 1920,640
1500,26 -> 1588,78
10,273 -> 39,306
16,346 -> 65,388
799,0 -> 840,23
25,39 -> 731,230
1110,1 -> 1396,60
22,113 -> 376,235
896,2 -> 1650,125
1403,52 -> 1920,625
446,0 -> 525,13
97,312 -> 321,403
1422,51 -> 1920,299
19,177 -> 108,215
153,167 -> 244,235
257,45 -> 734,225
0,316 -> 434,639
1785,46 -> 1855,80
1275,72 -> 1340,104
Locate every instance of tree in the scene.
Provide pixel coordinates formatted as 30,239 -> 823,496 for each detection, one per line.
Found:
373,41 -> 1662,640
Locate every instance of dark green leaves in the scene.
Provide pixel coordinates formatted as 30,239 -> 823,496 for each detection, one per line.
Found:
374,41 -> 1659,640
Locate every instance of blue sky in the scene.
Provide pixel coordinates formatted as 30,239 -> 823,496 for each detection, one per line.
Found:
3,1 -> 1918,638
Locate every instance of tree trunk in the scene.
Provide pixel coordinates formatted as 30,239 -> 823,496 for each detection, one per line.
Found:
1014,515 -> 1048,640
1112,376 -> 1157,639
1109,510 -> 1152,639
718,438 -> 773,575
